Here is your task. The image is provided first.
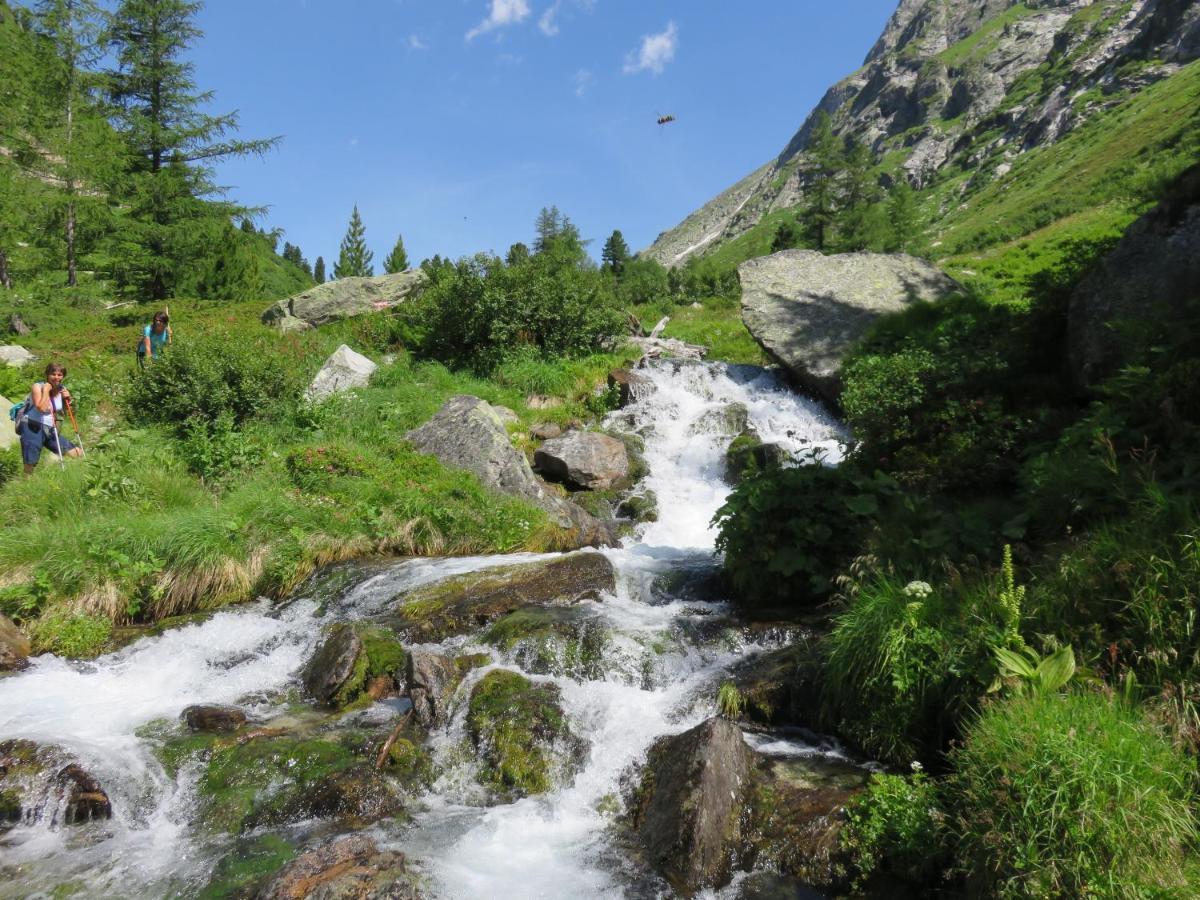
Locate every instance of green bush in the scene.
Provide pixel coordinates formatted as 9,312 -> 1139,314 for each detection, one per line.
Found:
413,252 -> 626,374
30,609 -> 114,658
713,464 -> 898,607
123,332 -> 304,430
179,412 -> 259,484
948,692 -> 1197,898
840,770 -> 946,890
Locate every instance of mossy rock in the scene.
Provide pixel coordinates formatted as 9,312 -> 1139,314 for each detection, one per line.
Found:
197,733 -> 405,833
466,669 -> 584,800
730,640 -> 824,725
483,606 -> 611,681
198,833 -> 297,900
725,429 -> 789,485
302,622 -> 406,709
616,490 -> 658,524
388,552 -> 615,642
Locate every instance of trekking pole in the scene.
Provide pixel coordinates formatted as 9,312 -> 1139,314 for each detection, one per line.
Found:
64,396 -> 85,456
51,421 -> 66,470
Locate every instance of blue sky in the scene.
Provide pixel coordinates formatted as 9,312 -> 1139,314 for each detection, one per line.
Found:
190,1 -> 900,268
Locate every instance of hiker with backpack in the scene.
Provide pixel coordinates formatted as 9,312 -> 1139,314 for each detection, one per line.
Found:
137,310 -> 172,368
14,362 -> 82,475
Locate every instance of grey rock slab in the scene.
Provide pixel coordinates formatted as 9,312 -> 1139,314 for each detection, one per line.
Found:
739,250 -> 960,405
0,395 -> 17,451
0,345 -> 35,368
405,650 -> 458,729
534,431 -> 630,491
262,269 -> 426,330
629,717 -> 754,895
304,344 -> 377,402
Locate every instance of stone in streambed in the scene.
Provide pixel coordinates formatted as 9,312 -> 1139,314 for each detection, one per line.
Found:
0,613 -> 30,671
386,552 -> 615,643
483,605 -> 611,681
302,622 -> 406,709
466,669 -> 584,801
627,717 -> 754,895
728,640 -> 823,726
607,367 -> 655,407
691,401 -> 750,437
534,431 -> 630,491
258,834 -> 423,900
725,429 -> 790,484
182,704 -> 248,733
405,649 -> 487,729
0,739 -> 112,828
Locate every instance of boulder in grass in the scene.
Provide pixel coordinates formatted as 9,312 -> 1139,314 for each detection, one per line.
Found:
0,396 -> 17,452
534,431 -> 630,491
0,345 -> 35,368
261,270 -> 427,332
738,250 -> 960,406
304,344 -> 377,402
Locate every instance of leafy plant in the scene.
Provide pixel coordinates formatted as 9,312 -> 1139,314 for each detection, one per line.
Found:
840,770 -> 946,890
716,682 -> 744,718
992,644 -> 1076,697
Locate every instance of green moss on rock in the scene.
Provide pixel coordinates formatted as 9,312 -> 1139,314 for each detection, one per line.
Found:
199,833 -> 297,900
466,669 -> 582,799
483,606 -> 610,680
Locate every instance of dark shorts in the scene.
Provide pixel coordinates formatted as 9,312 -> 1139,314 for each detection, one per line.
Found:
18,420 -> 76,467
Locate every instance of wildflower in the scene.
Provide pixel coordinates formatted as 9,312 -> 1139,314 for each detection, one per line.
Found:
903,580 -> 932,599
910,760 -> 924,773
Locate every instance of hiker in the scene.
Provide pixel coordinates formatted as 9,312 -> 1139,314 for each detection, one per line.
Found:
137,310 -> 172,367
17,362 -> 82,475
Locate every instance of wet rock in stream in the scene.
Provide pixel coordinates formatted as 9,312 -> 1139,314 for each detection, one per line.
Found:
405,649 -> 488,729
183,704 -> 249,733
303,623 -> 407,709
483,605 -> 611,681
0,739 -> 112,828
466,669 -> 585,801
385,552 -> 615,642
257,834 -> 423,900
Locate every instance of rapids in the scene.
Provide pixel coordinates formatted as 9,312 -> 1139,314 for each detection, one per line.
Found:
0,359 -> 854,898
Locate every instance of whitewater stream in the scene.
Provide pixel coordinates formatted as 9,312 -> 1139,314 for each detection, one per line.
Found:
0,359 -> 854,899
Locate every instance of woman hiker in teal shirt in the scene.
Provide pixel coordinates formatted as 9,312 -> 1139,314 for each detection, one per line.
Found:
138,310 -> 172,367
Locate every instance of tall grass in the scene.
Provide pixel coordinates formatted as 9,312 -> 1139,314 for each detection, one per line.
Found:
948,691 -> 1197,898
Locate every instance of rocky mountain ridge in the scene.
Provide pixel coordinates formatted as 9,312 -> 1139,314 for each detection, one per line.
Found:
644,0 -> 1200,266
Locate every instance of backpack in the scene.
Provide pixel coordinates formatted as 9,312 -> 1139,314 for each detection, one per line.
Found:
9,397 -> 31,434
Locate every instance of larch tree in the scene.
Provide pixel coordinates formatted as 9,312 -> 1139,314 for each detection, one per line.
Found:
799,111 -> 843,252
382,233 -> 409,273
601,229 -> 630,275
313,255 -> 326,284
333,205 -> 373,278
106,0 -> 279,300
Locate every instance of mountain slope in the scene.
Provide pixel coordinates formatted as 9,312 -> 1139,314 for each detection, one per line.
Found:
644,0 -> 1200,267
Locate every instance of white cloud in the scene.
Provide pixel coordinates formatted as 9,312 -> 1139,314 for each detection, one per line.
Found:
466,0 -> 531,41
572,68 -> 595,97
539,2 -> 561,36
623,20 -> 678,76
407,34 -> 428,50
349,137 -> 359,147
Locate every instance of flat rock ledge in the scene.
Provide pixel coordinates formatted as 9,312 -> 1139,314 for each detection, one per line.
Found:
262,270 -> 426,332
738,250 -> 960,406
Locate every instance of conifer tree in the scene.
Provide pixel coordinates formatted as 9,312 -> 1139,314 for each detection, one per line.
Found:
506,242 -> 530,267
534,205 -> 563,254
601,229 -> 630,275
383,233 -> 409,273
800,112 -> 843,252
333,205 -> 373,278
313,255 -> 326,284
837,137 -> 881,251
35,0 -> 112,287
886,180 -> 919,253
107,0 -> 279,300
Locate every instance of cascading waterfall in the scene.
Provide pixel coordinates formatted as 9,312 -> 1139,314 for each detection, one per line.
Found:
0,359 -> 854,899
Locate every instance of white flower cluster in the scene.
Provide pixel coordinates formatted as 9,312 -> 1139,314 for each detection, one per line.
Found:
903,580 -> 933,599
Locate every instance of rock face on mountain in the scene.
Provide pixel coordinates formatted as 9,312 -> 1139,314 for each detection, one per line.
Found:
262,270 -> 426,332
739,250 -> 960,404
1068,161 -> 1200,388
645,0 -> 1200,266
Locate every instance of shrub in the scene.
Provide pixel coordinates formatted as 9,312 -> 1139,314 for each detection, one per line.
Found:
413,253 -> 626,374
713,463 -> 898,607
840,770 -> 946,890
179,412 -> 258,484
30,609 -> 114,658
948,692 -> 1197,898
124,332 -> 304,431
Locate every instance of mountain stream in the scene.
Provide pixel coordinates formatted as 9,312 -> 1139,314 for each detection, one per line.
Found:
0,359 -> 861,899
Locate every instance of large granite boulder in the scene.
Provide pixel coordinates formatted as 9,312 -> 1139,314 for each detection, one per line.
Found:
738,250 -> 960,406
0,345 -> 35,368
406,395 -> 612,547
628,718 -> 754,895
534,431 -> 630,491
0,613 -> 30,671
262,270 -> 426,332
304,344 -> 377,402
1068,162 -> 1200,388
